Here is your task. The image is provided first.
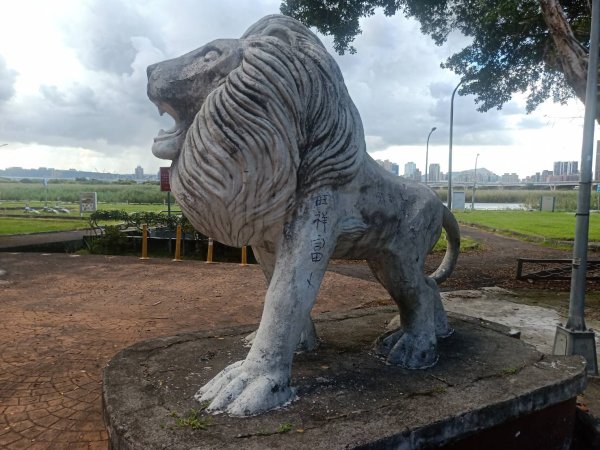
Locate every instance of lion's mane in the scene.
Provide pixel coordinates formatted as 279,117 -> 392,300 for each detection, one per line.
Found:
171,15 -> 366,246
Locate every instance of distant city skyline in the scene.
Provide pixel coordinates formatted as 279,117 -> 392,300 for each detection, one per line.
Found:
375,155 -> 600,183
2,142 -> 596,182
0,164 -> 159,181
367,138 -> 600,182
4,153 -> 598,184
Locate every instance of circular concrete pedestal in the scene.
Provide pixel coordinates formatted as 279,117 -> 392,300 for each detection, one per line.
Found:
103,308 -> 585,449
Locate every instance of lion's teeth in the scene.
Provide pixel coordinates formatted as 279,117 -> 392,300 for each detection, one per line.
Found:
158,106 -> 165,116
158,129 -> 166,136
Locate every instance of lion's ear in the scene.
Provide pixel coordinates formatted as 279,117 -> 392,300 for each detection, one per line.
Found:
258,24 -> 297,47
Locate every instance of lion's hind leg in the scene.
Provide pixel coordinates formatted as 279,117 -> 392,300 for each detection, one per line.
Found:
368,256 -> 440,369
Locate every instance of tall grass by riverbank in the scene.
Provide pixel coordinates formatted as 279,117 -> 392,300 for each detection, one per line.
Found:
1,180 -> 595,212
0,181 -> 166,204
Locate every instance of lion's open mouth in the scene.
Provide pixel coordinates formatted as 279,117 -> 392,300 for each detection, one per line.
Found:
151,101 -> 188,161
153,102 -> 184,141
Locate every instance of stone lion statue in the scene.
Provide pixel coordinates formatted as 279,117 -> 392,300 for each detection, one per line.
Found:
147,14 -> 460,416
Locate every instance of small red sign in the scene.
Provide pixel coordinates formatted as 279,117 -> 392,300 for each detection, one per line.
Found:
160,167 -> 171,192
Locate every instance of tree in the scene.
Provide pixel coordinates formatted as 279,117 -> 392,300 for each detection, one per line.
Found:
280,0 -> 598,121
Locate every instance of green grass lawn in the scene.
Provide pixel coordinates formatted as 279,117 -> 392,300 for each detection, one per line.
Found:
455,210 -> 600,242
0,217 -> 90,235
0,180 -> 166,204
0,202 -> 182,235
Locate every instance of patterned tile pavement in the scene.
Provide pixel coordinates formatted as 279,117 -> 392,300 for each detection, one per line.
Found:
0,252 -> 385,449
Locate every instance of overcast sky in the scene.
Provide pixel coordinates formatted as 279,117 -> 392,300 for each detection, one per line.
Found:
0,0 -> 595,179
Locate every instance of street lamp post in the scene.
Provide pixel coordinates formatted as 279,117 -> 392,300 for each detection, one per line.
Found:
425,127 -> 437,185
448,80 -> 463,210
471,153 -> 480,210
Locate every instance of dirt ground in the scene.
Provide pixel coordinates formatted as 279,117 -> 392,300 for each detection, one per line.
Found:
0,225 -> 598,449
331,226 -> 597,290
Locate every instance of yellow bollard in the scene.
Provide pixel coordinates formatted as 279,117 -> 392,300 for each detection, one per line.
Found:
140,224 -> 149,260
240,245 -> 248,266
173,225 -> 182,261
206,237 -> 214,264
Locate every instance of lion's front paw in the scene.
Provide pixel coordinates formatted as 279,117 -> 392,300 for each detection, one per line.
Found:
376,330 -> 438,369
195,361 -> 294,416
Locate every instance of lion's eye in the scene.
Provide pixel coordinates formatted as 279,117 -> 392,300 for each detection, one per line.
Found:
203,50 -> 221,62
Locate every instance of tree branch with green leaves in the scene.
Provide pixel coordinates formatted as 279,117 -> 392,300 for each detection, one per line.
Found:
281,0 -> 598,121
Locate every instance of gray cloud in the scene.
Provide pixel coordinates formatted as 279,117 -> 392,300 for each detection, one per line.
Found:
1,1 -> 553,172
332,15 -> 446,150
328,13 -> 531,152
3,16 -> 168,155
39,85 -> 67,106
145,0 -> 281,55
3,79 -> 161,148
517,116 -> 546,129
62,0 -> 165,75
427,81 -> 517,146
0,55 -> 17,103
4,0 -> 279,160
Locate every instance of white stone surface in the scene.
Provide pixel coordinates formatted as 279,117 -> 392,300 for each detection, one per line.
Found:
147,14 -> 461,416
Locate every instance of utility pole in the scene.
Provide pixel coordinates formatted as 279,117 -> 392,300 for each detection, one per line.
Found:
552,0 -> 599,375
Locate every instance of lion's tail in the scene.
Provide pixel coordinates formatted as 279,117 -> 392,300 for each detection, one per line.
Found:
430,206 -> 460,284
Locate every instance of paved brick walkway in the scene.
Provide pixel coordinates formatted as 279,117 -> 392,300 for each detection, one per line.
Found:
0,252 -> 386,449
